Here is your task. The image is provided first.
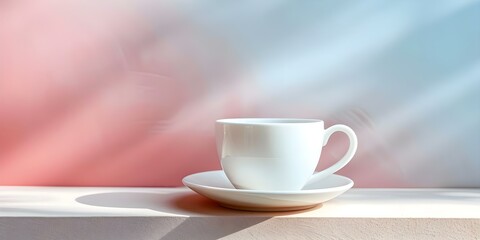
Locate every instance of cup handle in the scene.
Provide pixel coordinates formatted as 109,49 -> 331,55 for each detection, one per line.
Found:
310,124 -> 358,182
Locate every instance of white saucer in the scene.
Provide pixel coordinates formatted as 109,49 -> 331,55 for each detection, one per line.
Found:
182,170 -> 353,211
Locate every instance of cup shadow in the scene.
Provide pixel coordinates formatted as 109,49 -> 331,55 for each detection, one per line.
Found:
76,190 -> 322,239
75,190 -> 321,216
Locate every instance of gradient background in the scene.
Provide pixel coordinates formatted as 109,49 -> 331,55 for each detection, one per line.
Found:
0,0 -> 479,187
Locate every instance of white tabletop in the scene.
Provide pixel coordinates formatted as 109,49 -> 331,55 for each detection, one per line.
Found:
0,187 -> 478,218
1,187 -> 479,240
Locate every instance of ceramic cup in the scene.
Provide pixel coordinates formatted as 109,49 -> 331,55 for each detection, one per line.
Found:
216,118 -> 357,191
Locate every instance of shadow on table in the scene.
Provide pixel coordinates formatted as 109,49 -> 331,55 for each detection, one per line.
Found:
76,191 -> 320,239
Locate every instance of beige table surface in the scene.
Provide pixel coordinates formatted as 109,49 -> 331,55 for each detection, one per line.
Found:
0,187 -> 479,239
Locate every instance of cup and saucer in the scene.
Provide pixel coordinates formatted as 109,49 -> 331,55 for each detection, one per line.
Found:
183,118 -> 357,212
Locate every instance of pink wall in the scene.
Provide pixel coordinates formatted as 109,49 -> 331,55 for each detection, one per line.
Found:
1,1 -> 478,187
0,1 -> 253,186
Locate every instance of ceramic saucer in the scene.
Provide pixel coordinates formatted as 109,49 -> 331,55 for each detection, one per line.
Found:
182,170 -> 353,211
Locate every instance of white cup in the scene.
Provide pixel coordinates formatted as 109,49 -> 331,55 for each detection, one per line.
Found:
216,118 -> 357,191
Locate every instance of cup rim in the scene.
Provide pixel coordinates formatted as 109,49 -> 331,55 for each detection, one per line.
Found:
216,118 -> 323,125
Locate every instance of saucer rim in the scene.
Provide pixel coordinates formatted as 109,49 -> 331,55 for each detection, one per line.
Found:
182,170 -> 354,195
